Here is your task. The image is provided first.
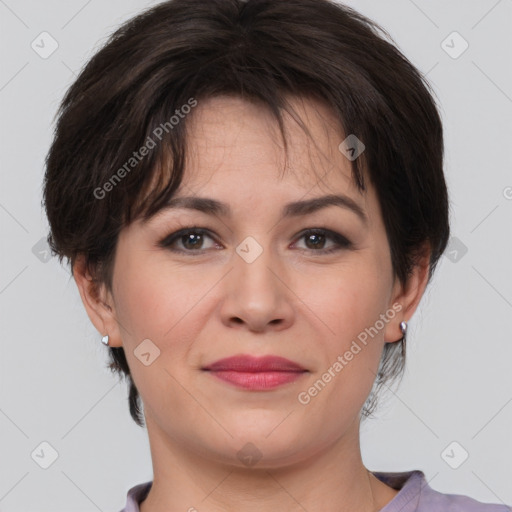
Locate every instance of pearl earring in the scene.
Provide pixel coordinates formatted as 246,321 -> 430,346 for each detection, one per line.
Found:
399,321 -> 407,337
101,334 -> 109,346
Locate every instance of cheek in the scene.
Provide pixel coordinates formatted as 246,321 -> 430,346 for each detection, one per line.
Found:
302,280 -> 387,402
297,254 -> 393,404
304,257 -> 392,344
111,252 -> 219,394
110,258 -> 201,412
113,249 -> 212,340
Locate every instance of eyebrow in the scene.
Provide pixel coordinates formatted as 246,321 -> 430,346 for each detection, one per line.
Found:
154,193 -> 367,224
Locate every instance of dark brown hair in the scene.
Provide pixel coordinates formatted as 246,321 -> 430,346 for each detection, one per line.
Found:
43,0 -> 450,426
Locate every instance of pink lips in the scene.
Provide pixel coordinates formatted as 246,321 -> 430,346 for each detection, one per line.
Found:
202,355 -> 307,390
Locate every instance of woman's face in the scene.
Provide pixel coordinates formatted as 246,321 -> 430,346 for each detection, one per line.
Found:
92,95 -> 411,467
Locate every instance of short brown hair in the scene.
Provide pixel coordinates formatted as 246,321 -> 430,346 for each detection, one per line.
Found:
43,0 -> 450,426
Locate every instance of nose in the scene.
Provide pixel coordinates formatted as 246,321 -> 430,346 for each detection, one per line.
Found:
219,242 -> 295,333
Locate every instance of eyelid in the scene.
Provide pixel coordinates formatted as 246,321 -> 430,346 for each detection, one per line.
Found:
292,228 -> 353,251
157,226 -> 219,250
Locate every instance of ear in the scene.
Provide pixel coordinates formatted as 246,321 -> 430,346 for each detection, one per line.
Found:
72,254 -> 123,347
384,244 -> 431,343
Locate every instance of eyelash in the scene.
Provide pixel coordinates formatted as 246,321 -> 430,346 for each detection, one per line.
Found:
157,226 -> 353,255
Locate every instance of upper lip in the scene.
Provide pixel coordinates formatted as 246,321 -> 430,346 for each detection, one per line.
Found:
202,355 -> 307,372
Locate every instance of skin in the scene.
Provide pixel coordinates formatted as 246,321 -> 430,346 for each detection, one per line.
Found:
74,95 -> 430,512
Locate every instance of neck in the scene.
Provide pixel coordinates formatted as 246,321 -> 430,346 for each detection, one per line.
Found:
139,415 -> 397,512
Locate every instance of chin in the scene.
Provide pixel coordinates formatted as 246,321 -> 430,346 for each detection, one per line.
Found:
206,422 -> 314,469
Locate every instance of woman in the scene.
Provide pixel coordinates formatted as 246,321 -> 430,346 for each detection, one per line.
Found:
42,0 -> 510,510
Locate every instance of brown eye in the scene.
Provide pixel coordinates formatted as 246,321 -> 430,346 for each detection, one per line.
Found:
181,232 -> 206,250
159,228 -> 218,253
294,229 -> 352,254
304,232 -> 327,250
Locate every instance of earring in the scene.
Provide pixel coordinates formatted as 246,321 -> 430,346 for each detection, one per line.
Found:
399,321 -> 407,337
101,334 -> 109,346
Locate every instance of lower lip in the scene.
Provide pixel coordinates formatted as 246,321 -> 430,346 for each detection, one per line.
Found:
206,370 -> 306,390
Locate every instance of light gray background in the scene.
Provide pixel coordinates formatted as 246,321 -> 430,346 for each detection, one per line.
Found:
1,0 -> 511,510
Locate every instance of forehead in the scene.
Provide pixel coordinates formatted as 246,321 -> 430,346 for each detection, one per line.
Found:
127,95 -> 387,247
182,94 -> 360,195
